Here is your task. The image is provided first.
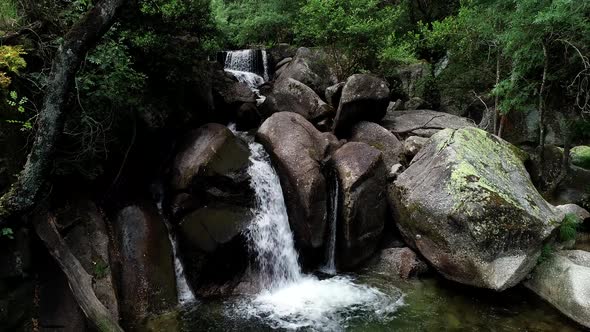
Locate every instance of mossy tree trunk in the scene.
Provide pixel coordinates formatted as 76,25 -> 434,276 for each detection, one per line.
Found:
0,0 -> 127,227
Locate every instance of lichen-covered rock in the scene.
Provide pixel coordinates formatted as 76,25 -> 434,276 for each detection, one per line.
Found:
112,204 -> 177,329
390,127 -> 560,290
275,47 -> 339,97
349,121 -> 405,169
571,146 -> 590,170
381,110 -> 475,138
170,123 -> 250,191
370,247 -> 428,279
257,112 -> 337,251
332,142 -> 387,269
333,74 -> 390,135
525,250 -> 590,329
260,78 -> 333,121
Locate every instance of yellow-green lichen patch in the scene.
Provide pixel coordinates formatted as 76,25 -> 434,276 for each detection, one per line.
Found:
571,145 -> 590,169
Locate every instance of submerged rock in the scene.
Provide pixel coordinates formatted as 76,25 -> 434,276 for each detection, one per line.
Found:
113,204 -> 177,329
332,142 -> 387,269
525,250 -> 590,329
170,123 -> 250,191
260,78 -> 333,121
390,127 -> 559,290
275,47 -> 339,98
333,74 -> 390,135
381,110 -> 475,138
370,247 -> 428,279
349,121 -> 405,169
257,112 -> 337,252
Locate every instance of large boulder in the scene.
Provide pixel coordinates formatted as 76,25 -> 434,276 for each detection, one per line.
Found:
211,69 -> 257,122
381,110 -> 475,138
170,123 -> 250,191
260,78 -> 333,121
178,203 -> 251,297
112,204 -> 177,329
390,127 -> 560,290
257,112 -> 339,253
325,82 -> 345,109
525,250 -> 590,329
349,121 -> 405,169
571,146 -> 590,170
332,142 -> 387,269
333,74 -> 390,135
276,47 -> 339,98
403,136 -> 429,159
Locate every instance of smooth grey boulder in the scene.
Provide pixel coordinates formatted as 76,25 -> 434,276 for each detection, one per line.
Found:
371,247 -> 428,279
275,47 -> 339,98
260,78 -> 333,121
525,250 -> 590,329
349,121 -> 405,169
390,127 -> 560,290
257,112 -> 338,251
332,142 -> 387,269
333,74 -> 390,135
403,135 -> 429,159
381,110 -> 475,138
113,204 -> 177,329
170,123 -> 250,191
325,82 -> 345,108
275,57 -> 292,70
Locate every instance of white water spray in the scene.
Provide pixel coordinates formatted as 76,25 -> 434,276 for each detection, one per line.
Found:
229,130 -> 403,331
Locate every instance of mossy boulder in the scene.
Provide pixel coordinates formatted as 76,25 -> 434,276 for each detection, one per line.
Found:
331,142 -> 387,269
571,146 -> 590,170
390,127 -> 560,290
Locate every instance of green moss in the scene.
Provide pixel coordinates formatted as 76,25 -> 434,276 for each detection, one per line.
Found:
559,213 -> 580,242
571,146 -> 590,170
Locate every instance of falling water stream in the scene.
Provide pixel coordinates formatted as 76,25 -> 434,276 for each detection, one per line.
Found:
321,172 -> 339,275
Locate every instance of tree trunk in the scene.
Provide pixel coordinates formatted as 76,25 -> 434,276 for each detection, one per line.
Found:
35,212 -> 124,332
539,42 -> 549,165
0,0 -> 127,227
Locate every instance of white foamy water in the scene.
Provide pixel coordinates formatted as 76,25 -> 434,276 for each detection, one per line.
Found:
228,129 -> 404,331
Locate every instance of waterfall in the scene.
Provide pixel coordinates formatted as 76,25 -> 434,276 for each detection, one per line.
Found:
241,135 -> 303,289
224,49 -> 269,80
321,172 -> 339,275
230,129 -> 403,331
152,182 -> 196,305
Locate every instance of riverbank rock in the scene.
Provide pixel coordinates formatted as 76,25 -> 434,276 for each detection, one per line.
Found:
236,102 -> 261,131
381,110 -> 475,138
113,204 -> 177,329
370,247 -> 428,279
332,142 -> 387,269
390,127 -> 559,290
333,74 -> 390,135
257,112 -> 338,253
275,47 -> 338,98
260,78 -> 333,121
349,121 -> 405,169
170,123 -> 250,191
212,70 -> 257,122
525,250 -> 590,328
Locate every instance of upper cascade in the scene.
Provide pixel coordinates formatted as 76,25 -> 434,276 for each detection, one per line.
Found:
223,49 -> 269,81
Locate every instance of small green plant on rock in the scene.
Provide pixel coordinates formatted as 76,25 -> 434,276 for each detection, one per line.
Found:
559,213 -> 580,242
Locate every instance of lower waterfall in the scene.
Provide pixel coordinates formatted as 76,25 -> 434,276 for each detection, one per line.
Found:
230,131 -> 403,331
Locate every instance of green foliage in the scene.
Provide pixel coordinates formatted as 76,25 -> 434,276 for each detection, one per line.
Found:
93,259 -> 109,279
559,213 -> 580,242
1,227 -> 14,239
538,243 -> 555,264
0,0 -> 19,30
212,0 -> 301,47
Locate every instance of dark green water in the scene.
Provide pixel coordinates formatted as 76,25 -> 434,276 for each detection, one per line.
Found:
178,269 -> 584,332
